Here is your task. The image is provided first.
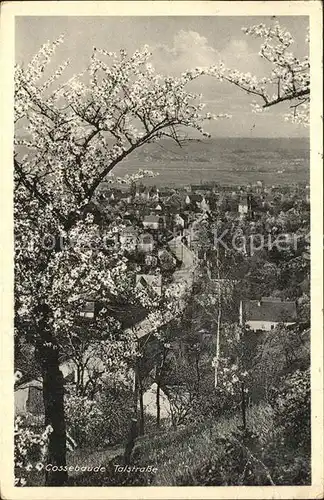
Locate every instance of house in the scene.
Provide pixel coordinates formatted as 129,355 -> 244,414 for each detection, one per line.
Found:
168,237 -> 196,270
145,190 -> 151,201
143,383 -> 171,420
121,194 -> 132,204
119,227 -> 138,250
240,297 -> 297,332
14,379 -> 44,416
199,196 -> 210,213
238,194 -> 254,218
149,188 -> 160,201
254,180 -> 264,195
184,193 -> 203,211
145,254 -> 158,267
138,233 -> 154,253
158,248 -> 177,271
238,200 -> 248,215
143,215 -> 161,230
164,193 -> 183,212
174,214 -> 185,228
190,184 -> 212,195
79,300 -> 96,319
182,227 -> 193,248
136,274 -> 162,296
59,352 -> 108,387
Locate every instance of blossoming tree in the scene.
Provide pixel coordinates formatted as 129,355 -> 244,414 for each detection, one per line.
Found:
14,38 -> 225,485
208,21 -> 310,125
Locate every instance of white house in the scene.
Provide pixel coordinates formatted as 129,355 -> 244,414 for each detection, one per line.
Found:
143,383 -> 171,420
174,214 -> 185,228
143,215 -> 160,230
238,199 -> 248,215
199,196 -> 210,213
14,379 -> 44,416
152,189 -> 160,201
240,297 -> 297,332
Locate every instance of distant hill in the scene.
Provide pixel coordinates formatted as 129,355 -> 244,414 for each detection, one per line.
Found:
15,137 -> 310,188
112,137 -> 310,187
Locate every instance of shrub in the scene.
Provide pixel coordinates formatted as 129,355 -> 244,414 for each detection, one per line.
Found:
96,387 -> 134,446
64,394 -> 105,448
270,368 -> 310,450
65,386 -> 135,449
14,414 -> 52,486
175,426 -> 273,486
264,368 -> 311,484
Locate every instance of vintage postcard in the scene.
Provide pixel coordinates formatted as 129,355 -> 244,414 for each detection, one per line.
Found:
0,1 -> 323,499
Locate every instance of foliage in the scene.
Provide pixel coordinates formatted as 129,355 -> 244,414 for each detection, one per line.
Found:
270,368 -> 310,450
186,426 -> 273,486
252,325 -> 310,402
96,386 -> 135,446
64,394 -> 105,448
64,385 -> 135,449
14,415 -> 52,486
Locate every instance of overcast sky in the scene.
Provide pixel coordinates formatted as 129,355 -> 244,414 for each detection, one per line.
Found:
16,16 -> 309,138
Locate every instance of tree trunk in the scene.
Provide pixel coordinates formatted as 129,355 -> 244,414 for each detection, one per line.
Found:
195,355 -> 200,390
124,418 -> 138,465
241,382 -> 247,431
214,244 -> 222,388
76,364 -> 81,395
124,367 -> 139,465
156,379 -> 161,428
214,306 -> 222,388
35,300 -> 68,486
138,374 -> 145,436
42,344 -> 67,486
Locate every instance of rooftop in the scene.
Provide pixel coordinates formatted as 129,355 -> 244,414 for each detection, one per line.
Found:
143,215 -> 161,223
243,299 -> 297,323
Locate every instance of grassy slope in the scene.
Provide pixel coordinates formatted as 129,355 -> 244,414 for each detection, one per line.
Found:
70,404 -> 274,486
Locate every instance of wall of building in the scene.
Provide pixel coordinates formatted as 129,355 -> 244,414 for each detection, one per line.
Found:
142,383 -> 171,420
14,385 -> 44,415
246,320 -> 295,332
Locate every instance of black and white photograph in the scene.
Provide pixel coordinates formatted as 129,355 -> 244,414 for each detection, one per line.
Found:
0,1 -> 323,498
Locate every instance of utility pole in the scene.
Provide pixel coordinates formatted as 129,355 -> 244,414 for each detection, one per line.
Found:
124,341 -> 139,465
241,381 -> 247,431
214,238 -> 222,388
